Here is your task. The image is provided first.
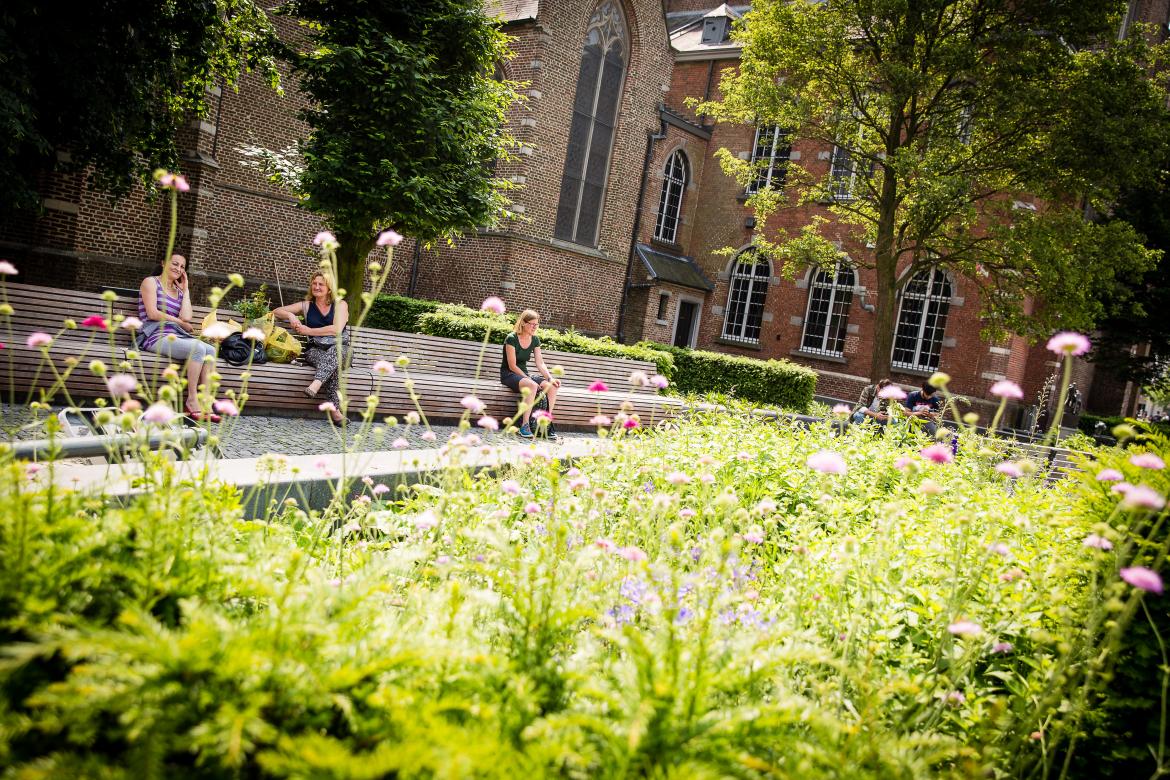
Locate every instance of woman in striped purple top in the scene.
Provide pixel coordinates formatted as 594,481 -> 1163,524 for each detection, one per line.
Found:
138,253 -> 219,420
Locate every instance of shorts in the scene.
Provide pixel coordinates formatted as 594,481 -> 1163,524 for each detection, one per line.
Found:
501,371 -> 543,393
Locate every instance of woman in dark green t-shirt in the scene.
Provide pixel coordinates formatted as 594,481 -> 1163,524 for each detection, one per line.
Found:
500,308 -> 560,438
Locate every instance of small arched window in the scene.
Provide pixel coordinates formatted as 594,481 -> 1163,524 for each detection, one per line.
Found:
801,263 -> 855,356
721,251 -> 771,344
554,1 -> 627,247
892,268 -> 952,371
653,150 -> 689,244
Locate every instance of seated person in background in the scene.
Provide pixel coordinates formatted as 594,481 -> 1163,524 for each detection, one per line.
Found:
851,378 -> 892,425
272,271 -> 349,425
903,382 -> 943,436
137,253 -> 220,421
500,309 -> 560,439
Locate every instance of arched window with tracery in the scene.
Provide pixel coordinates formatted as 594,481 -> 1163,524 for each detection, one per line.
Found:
554,1 -> 627,247
653,150 -> 688,244
892,268 -> 952,371
721,251 -> 771,344
801,263 -> 855,356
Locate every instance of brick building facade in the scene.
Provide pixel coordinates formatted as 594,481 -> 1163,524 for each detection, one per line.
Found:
0,0 -> 1160,419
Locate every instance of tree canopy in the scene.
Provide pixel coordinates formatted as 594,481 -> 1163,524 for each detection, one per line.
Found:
700,0 -> 1170,381
273,0 -> 520,300
0,0 -> 279,215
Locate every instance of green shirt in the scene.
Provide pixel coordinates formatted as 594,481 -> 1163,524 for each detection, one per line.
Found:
502,332 -> 540,375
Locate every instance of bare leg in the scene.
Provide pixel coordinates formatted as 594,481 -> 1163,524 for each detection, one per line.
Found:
518,377 -> 540,425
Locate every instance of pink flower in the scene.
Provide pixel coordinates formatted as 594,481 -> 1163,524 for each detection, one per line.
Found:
1096,469 -> 1124,482
391,437 -> 409,449
81,315 -> 108,331
313,230 -> 338,247
413,510 -> 438,530
480,296 -> 506,314
877,385 -> 907,401
920,444 -> 954,464
1121,485 -> 1166,511
590,414 -> 612,427
202,322 -> 232,341
477,416 -> 499,431
1130,453 -> 1165,470
241,327 -> 266,342
947,620 -> 982,637
106,373 -> 138,396
120,316 -> 143,330
0,260 -> 17,275
617,546 -> 648,562
318,401 -> 337,413
919,479 -> 944,495
372,484 -> 390,495
832,404 -> 852,416
665,471 -> 690,485
461,395 -> 486,414
628,370 -> 649,387
992,641 -> 1014,654
372,360 -> 395,375
142,402 -> 175,425
1046,331 -> 1091,357
214,399 -> 240,417
421,430 -> 437,442
990,380 -> 1024,400
1120,566 -> 1164,594
743,529 -> 765,544
595,538 -> 616,552
501,479 -> 521,495
995,461 -> 1023,478
1083,533 -> 1113,550
680,508 -> 697,518
25,462 -> 44,478
172,175 -> 190,192
755,498 -> 777,514
524,502 -> 541,514
893,456 -> 913,470
1001,567 -> 1025,582
946,691 -> 966,705
376,230 -> 403,246
986,542 -> 1011,557
623,417 -> 639,429
532,409 -> 553,423
588,380 -> 609,393
806,450 -> 847,474
650,374 -> 669,390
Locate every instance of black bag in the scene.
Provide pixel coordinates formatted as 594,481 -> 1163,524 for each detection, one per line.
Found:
220,333 -> 268,367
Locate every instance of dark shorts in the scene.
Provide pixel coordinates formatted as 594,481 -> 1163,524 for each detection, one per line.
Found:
501,371 -> 542,393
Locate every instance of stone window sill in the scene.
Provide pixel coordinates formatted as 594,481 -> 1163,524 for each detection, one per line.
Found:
716,337 -> 762,351
790,349 -> 847,365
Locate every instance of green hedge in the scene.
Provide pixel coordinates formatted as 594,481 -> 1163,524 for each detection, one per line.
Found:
644,343 -> 817,413
417,306 -> 676,379
363,294 -> 442,333
1079,413 -> 1170,437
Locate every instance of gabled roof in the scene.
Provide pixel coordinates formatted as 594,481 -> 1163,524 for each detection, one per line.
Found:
667,3 -> 750,60
636,244 -> 715,292
484,0 -> 539,23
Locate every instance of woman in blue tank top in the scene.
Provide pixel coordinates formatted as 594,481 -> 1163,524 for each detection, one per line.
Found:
273,271 -> 350,424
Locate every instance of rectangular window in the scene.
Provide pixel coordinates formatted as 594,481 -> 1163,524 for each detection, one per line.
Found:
747,126 -> 791,194
656,293 -> 670,321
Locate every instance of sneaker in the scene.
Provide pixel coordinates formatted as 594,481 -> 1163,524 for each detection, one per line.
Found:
546,423 -> 560,441
518,423 -> 534,438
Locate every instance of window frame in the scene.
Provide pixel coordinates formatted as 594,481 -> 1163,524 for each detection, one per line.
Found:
721,251 -> 772,345
800,263 -> 856,357
653,149 -> 689,244
891,268 -> 953,372
746,125 -> 791,195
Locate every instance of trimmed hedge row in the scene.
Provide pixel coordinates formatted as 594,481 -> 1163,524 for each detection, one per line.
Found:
416,306 -> 677,378
646,343 -> 817,413
363,294 -> 442,333
1079,413 -> 1170,437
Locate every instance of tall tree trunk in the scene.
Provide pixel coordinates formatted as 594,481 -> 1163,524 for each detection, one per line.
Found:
334,230 -> 376,308
870,105 -> 904,383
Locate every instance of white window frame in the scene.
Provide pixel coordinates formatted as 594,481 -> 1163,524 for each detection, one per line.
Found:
891,268 -> 953,372
653,150 -> 688,244
800,263 -> 855,357
746,125 -> 791,194
721,252 -> 772,344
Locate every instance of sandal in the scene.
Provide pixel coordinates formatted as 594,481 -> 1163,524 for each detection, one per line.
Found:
186,403 -> 222,423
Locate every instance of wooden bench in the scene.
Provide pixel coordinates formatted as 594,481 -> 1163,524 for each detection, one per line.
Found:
2,281 -> 688,430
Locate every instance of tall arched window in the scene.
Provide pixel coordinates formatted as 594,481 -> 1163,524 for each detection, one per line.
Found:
554,2 -> 627,247
801,263 -> 855,356
721,251 -> 771,344
653,150 -> 688,244
892,268 -> 952,371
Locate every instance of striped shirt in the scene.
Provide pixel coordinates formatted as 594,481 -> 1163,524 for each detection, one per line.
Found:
137,277 -> 184,349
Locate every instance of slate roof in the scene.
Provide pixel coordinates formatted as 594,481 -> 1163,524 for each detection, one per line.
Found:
636,244 -> 715,292
484,0 -> 539,23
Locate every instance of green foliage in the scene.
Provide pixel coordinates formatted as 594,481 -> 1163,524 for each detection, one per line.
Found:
644,342 -> 816,413
1078,413 -> 1170,438
418,305 -> 677,379
230,283 -> 272,321
363,294 -> 441,333
0,0 -> 279,215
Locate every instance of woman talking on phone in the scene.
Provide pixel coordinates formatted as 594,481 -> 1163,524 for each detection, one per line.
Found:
137,253 -> 220,421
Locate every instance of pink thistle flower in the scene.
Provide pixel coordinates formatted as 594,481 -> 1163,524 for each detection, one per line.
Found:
142,402 -> 175,425
318,401 -> 337,413
414,510 -> 438,530
623,417 -> 640,430
241,327 -> 266,342
524,501 -> 541,514
893,455 -> 913,470
501,479 -> 521,495
532,409 -> 553,423
1120,566 -> 1164,594
617,546 -> 648,562
649,374 -> 669,390
920,444 -> 954,464
628,370 -> 649,387
594,538 -> 616,552
832,403 -> 852,416
172,175 -> 190,192
421,430 -> 437,442
568,477 -> 589,490
995,461 -> 1023,478
1096,469 -> 1124,482
946,691 -> 966,705
986,542 -> 1011,557
376,230 -> 403,246
737,451 -> 752,461
992,641 -> 1013,654
372,484 -> 390,495
877,385 -> 907,401
1083,533 -> 1113,550
81,315 -> 108,331
105,373 -> 137,396
743,529 -> 765,544
588,380 -> 609,393
666,471 -> 690,485
202,322 -> 232,341
25,462 -> 44,479
699,473 -> 715,484
1046,331 -> 1091,357
121,399 -> 142,413
590,414 -> 612,427
947,620 -> 983,637
755,498 -> 777,514
919,479 -> 944,495
990,380 -> 1024,399
120,316 -> 143,330
312,230 -> 337,247
213,399 -> 240,417
372,360 -> 395,375
1112,481 -> 1134,495
461,395 -> 485,414
1130,453 -> 1166,470
391,437 -> 409,449
1121,485 -> 1166,511
0,260 -> 17,275
680,508 -> 697,518
1001,567 -> 1025,582
806,450 -> 847,474
480,296 -> 506,314
314,457 -> 329,470
477,416 -> 499,431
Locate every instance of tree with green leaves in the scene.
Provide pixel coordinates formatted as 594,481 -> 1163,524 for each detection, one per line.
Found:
272,0 -> 519,301
700,0 -> 1169,382
0,0 -> 279,216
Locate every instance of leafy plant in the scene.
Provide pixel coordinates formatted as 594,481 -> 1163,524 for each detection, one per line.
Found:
230,284 -> 271,322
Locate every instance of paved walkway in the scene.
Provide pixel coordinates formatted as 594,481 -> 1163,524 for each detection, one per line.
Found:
0,404 -> 588,459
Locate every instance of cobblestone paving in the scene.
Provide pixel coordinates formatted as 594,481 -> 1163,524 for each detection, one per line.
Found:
1,404 -> 588,459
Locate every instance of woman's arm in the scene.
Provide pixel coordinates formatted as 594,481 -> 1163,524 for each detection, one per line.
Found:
287,301 -> 347,337
273,301 -> 307,332
504,343 -> 522,375
533,346 -> 559,386
139,277 -> 191,331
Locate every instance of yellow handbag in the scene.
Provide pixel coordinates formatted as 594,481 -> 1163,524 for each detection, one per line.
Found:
265,325 -> 303,363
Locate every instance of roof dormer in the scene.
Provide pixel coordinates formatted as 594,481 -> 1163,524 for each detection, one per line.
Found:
700,4 -> 741,45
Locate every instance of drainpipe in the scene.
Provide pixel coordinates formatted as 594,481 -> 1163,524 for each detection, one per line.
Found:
616,108 -> 668,343
407,240 -> 422,297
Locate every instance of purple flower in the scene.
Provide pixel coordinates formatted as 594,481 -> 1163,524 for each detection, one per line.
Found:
1083,533 -> 1113,550
995,461 -> 1023,478
106,373 -> 138,396
1046,331 -> 1091,357
480,296 -> 506,314
617,546 -> 648,562
460,395 -> 485,414
920,444 -> 954,464
990,380 -> 1024,399
1096,469 -> 1124,482
477,416 -> 499,431
620,576 -> 648,604
806,450 -> 847,474
213,399 -> 240,417
142,402 -> 175,425
743,529 -> 765,544
1120,566 -> 1164,594
1130,453 -> 1166,471
501,479 -> 521,495
376,230 -> 404,246
649,374 -> 669,390
992,641 -> 1013,654
1121,485 -> 1166,511
947,620 -> 982,637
